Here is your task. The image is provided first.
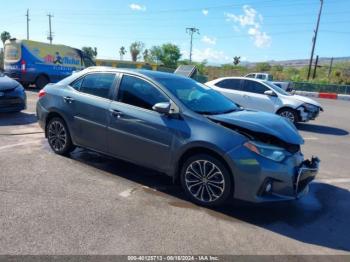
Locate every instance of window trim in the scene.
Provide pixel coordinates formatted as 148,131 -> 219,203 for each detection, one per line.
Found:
113,73 -> 173,113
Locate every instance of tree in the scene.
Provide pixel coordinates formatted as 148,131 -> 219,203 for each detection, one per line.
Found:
149,43 -> 181,68
149,46 -> 162,64
82,46 -> 97,60
160,43 -> 181,68
255,62 -> 271,72
119,46 -> 126,60
1,31 -> 11,46
143,49 -> 151,63
233,56 -> 241,66
129,41 -> 144,62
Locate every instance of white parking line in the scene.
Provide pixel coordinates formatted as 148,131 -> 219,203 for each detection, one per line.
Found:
304,137 -> 319,140
316,178 -> 350,184
119,188 -> 137,198
0,141 -> 39,151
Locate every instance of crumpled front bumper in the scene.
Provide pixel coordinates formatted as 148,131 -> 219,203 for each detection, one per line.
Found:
297,106 -> 323,122
294,156 -> 320,197
225,145 -> 320,203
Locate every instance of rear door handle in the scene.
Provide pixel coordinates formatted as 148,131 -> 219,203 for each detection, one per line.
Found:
63,96 -> 74,103
110,109 -> 123,118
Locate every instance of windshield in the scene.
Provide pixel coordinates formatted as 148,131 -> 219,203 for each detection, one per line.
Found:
263,81 -> 291,96
155,76 -> 239,115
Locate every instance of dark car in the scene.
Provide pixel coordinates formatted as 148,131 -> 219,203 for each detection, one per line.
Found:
36,67 -> 319,206
0,72 -> 27,112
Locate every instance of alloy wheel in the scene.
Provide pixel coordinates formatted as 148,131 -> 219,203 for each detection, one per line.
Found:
184,160 -> 225,203
48,120 -> 67,152
280,110 -> 295,122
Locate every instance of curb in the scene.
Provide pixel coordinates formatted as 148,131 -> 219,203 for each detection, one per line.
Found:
295,91 -> 350,101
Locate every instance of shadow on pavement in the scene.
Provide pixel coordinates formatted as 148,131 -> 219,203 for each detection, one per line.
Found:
0,112 -> 37,126
297,123 -> 349,136
69,148 -> 350,253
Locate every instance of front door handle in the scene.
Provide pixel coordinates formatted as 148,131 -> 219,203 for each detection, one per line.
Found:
110,109 -> 123,118
63,96 -> 74,103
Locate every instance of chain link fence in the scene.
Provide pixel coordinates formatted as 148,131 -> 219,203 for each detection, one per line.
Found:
293,82 -> 350,94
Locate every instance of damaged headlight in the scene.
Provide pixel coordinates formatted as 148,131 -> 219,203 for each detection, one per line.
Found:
244,141 -> 288,162
302,103 -> 318,112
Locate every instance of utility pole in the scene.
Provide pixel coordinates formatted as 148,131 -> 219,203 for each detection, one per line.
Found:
186,27 -> 199,63
47,13 -> 54,44
307,0 -> 323,80
26,9 -> 30,40
328,57 -> 334,78
312,55 -> 319,79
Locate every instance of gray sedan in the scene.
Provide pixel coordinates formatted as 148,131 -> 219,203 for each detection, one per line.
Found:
36,67 -> 319,206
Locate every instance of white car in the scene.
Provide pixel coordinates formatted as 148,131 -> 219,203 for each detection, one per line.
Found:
206,77 -> 323,123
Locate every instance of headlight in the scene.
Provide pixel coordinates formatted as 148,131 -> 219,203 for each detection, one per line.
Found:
302,103 -> 318,111
244,141 -> 288,162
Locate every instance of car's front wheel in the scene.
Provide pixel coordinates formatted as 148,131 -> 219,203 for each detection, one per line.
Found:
277,108 -> 298,123
180,154 -> 232,207
46,117 -> 75,155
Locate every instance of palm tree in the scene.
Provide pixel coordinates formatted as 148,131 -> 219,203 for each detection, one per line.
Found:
119,46 -> 127,60
233,56 -> 241,66
129,41 -> 144,62
1,31 -> 11,47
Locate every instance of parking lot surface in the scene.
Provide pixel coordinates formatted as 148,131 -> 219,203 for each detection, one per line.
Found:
0,90 -> 349,255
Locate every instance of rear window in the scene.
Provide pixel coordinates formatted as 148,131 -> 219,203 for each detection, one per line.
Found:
4,43 -> 21,62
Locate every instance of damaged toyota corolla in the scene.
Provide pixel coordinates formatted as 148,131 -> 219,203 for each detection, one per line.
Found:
37,68 -> 319,207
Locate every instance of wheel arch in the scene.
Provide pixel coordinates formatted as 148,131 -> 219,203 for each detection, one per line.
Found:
173,146 -> 235,186
44,110 -> 71,138
276,106 -> 300,121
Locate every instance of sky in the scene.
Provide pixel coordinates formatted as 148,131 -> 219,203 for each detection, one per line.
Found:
0,0 -> 349,64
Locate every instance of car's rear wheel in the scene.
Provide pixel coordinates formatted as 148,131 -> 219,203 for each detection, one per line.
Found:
47,117 -> 75,155
278,108 -> 298,123
35,75 -> 49,89
180,154 -> 232,207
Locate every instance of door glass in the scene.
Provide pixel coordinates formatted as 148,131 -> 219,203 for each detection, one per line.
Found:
243,80 -> 269,94
80,73 -> 115,99
117,75 -> 168,110
216,79 -> 241,90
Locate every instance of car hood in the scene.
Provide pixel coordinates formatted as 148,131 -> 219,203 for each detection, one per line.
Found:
0,75 -> 20,91
208,110 -> 304,145
292,95 -> 321,108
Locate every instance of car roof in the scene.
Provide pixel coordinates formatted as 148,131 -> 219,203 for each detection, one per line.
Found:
207,76 -> 266,84
83,66 -> 188,81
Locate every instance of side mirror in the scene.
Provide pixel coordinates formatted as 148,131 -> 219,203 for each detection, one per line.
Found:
264,90 -> 277,97
152,102 -> 172,114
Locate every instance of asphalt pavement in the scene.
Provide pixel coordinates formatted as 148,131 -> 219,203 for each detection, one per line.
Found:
0,90 -> 349,255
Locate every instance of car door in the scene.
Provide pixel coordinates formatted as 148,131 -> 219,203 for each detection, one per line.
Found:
107,74 -> 174,171
65,72 -> 116,152
213,79 -> 245,106
241,79 -> 277,112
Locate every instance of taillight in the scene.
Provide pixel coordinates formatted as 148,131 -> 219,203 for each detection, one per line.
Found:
21,60 -> 26,73
38,89 -> 46,98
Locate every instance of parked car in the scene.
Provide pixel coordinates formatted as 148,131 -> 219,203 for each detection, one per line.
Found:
245,73 -> 293,92
206,77 -> 322,123
37,67 -> 319,206
0,71 -> 27,112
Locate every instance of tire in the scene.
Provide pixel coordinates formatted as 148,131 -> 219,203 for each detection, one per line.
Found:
277,108 -> 298,124
180,154 -> 232,207
46,117 -> 75,155
35,75 -> 49,89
